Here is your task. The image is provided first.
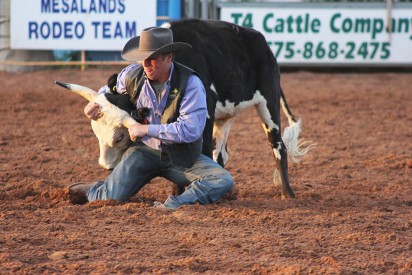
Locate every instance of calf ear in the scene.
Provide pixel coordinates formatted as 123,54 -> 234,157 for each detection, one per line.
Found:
105,93 -> 135,114
107,73 -> 118,94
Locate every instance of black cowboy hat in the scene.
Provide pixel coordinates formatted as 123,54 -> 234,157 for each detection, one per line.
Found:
121,27 -> 192,62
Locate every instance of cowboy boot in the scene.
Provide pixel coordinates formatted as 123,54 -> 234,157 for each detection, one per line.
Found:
66,182 -> 95,205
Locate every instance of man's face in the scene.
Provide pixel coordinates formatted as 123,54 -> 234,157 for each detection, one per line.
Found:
142,53 -> 172,82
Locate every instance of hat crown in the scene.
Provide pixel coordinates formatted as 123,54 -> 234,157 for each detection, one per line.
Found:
139,27 -> 173,51
121,26 -> 191,62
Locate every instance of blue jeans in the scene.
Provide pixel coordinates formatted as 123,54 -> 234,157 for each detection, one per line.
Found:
87,143 -> 234,210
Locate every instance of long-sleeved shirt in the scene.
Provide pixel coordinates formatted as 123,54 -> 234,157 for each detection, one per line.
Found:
111,63 -> 207,151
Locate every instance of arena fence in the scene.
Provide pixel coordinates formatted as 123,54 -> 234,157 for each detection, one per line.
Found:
1,0 -> 411,71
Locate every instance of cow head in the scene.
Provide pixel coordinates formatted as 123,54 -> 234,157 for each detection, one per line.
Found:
55,81 -> 137,169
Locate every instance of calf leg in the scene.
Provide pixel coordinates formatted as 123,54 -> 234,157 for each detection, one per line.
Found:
265,126 -> 295,199
171,87 -> 218,196
172,103 -> 215,196
172,184 -> 185,196
202,88 -> 218,159
213,118 -> 235,167
256,101 -> 295,199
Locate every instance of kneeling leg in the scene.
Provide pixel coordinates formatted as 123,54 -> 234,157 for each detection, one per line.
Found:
163,154 -> 234,209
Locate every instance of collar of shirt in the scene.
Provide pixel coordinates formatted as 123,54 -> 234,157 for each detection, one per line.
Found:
144,63 -> 174,118
137,63 -> 175,149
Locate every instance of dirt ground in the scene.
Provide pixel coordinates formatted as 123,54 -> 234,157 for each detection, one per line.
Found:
0,67 -> 411,274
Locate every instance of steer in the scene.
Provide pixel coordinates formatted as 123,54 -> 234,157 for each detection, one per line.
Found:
56,19 -> 314,199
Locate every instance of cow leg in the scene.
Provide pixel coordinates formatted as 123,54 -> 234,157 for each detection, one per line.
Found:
172,184 -> 185,196
171,89 -> 216,196
213,118 -> 235,167
202,88 -> 217,159
255,100 -> 295,199
266,126 -> 295,199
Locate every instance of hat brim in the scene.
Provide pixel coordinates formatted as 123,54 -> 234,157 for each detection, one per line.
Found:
121,36 -> 192,62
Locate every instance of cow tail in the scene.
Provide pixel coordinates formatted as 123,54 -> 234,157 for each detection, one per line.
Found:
280,87 -> 316,163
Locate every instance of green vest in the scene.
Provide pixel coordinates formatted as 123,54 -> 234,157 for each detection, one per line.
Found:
126,62 -> 203,168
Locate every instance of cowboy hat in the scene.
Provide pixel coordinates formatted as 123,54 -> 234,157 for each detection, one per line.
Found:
121,27 -> 192,62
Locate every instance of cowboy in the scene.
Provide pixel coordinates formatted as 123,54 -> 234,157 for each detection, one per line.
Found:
67,27 -> 234,210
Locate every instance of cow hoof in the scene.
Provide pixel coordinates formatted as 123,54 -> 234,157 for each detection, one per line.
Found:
172,184 -> 185,196
281,192 -> 296,200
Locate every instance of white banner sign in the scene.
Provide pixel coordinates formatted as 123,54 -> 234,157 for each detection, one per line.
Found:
220,3 -> 412,65
10,0 -> 156,50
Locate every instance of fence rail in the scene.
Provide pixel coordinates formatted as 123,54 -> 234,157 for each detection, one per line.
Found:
0,52 -> 130,71
2,0 -> 411,71
1,60 -> 130,66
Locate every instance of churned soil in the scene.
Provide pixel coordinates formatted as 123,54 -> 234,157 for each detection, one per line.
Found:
0,67 -> 411,274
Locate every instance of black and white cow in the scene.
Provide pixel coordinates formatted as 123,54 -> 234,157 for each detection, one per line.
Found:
170,19 -> 313,198
56,19 -> 313,199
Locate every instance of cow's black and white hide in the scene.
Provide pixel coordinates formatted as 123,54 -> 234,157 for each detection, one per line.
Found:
169,19 -> 313,198
56,19 -> 314,199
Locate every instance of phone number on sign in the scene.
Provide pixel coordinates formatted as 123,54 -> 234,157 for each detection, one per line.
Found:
268,41 -> 391,60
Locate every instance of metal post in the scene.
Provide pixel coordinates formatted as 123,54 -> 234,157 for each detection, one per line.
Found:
186,0 -> 194,18
201,0 -> 208,19
169,0 -> 181,20
386,0 -> 393,44
211,0 -> 218,20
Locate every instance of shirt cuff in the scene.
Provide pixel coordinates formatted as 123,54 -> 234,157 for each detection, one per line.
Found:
97,85 -> 109,94
147,125 -> 161,138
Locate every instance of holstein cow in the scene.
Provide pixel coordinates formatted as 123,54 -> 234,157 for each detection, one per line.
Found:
56,19 -> 314,199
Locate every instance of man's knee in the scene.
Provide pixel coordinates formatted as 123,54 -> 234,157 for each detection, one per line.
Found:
221,173 -> 234,193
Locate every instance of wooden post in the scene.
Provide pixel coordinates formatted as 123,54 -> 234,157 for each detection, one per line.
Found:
81,50 -> 85,71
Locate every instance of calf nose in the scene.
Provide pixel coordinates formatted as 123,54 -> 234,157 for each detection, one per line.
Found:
99,161 -> 115,170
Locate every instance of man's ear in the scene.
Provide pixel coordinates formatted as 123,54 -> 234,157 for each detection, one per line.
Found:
167,52 -> 174,62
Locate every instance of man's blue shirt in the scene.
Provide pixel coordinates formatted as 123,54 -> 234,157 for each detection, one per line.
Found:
113,63 -> 207,150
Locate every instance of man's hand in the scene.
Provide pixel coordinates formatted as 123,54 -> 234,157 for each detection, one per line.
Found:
84,102 -> 103,120
128,123 -> 149,142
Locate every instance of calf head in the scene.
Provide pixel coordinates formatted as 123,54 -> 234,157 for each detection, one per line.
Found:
55,81 -> 137,169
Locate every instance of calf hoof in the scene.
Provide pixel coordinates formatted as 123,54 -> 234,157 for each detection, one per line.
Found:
171,184 -> 185,196
281,189 -> 296,200
273,169 -> 295,199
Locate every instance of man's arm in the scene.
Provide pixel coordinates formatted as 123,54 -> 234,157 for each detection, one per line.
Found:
147,75 -> 207,143
84,64 -> 139,121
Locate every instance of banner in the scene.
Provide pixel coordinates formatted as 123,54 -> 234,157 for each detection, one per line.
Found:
220,2 -> 412,66
10,0 -> 156,50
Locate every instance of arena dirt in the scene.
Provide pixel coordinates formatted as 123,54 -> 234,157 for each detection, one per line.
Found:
0,68 -> 411,273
